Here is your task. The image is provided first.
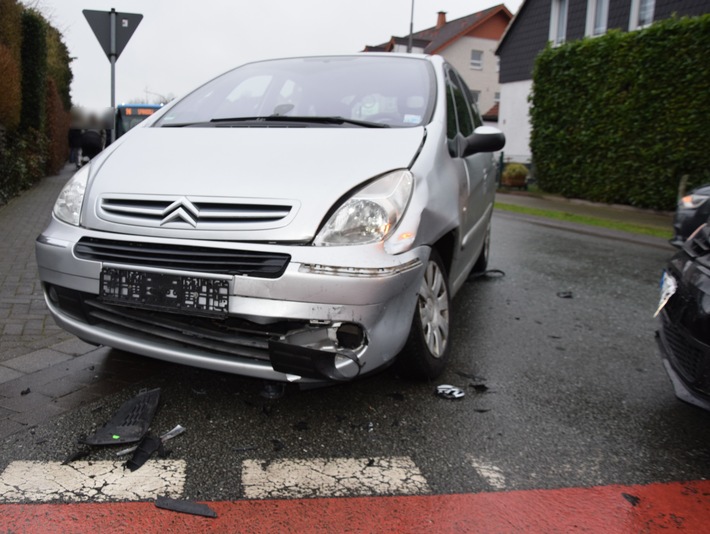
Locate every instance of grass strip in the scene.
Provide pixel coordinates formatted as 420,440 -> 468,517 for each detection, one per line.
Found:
494,202 -> 673,240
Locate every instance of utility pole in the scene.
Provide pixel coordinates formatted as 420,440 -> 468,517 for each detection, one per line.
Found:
407,0 -> 415,53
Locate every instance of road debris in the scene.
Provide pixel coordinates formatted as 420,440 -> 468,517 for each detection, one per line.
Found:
155,496 -> 217,518
436,384 -> 465,399
81,388 -> 161,445
116,425 -> 186,457
556,291 -> 574,299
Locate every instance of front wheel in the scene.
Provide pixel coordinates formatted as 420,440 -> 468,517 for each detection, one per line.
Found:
397,249 -> 451,379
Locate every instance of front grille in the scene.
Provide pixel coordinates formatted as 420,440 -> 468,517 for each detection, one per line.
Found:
663,320 -> 703,383
99,196 -> 294,230
74,237 -> 290,277
84,299 -> 279,361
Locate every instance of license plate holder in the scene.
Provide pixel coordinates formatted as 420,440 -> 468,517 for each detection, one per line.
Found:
100,268 -> 229,317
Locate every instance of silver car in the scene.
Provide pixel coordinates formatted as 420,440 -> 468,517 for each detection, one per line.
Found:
36,54 -> 504,385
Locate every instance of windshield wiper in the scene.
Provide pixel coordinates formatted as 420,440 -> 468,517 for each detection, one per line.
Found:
209,116 -> 391,128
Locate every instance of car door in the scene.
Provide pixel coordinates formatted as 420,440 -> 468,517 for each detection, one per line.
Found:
445,66 -> 494,261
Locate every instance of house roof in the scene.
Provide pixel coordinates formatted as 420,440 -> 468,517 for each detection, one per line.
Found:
364,4 -> 512,54
495,0 -> 531,54
482,102 -> 499,122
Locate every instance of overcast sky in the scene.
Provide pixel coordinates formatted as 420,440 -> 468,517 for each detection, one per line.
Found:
24,0 -> 523,110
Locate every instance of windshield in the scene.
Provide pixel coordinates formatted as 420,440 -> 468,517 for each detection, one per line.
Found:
156,56 -> 435,128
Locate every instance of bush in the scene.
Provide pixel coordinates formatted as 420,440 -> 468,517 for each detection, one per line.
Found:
0,44 -> 21,130
530,15 -> 710,210
44,78 -> 70,175
19,9 -> 47,132
502,163 -> 529,185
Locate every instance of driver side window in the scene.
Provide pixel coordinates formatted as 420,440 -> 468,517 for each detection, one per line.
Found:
445,67 -> 475,139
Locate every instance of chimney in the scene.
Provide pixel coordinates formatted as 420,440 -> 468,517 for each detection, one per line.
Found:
436,11 -> 447,29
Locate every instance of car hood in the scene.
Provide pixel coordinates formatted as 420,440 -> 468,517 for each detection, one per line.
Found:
82,126 -> 425,242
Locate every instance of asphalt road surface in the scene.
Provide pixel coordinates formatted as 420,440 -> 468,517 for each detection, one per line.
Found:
1,209 -> 709,525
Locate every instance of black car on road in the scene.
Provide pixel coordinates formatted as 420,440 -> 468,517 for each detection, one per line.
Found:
657,221 -> 710,410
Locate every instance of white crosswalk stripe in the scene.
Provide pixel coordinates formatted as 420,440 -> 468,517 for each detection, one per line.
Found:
468,456 -> 507,490
0,460 -> 186,502
0,456 -> 432,503
241,456 -> 431,499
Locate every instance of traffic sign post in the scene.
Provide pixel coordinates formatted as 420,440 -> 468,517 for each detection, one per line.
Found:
83,8 -> 143,143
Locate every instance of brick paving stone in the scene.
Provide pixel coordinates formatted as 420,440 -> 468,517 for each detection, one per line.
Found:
2,349 -> 74,373
0,366 -> 24,384
0,167 -> 72,364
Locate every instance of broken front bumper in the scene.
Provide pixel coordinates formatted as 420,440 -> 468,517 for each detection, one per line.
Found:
36,220 -> 427,383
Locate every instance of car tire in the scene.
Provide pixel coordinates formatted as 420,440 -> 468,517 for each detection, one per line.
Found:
472,219 -> 491,274
397,249 -> 451,379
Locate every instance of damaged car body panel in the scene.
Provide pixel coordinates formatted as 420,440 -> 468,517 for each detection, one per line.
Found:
35,54 -> 504,384
657,223 -> 710,410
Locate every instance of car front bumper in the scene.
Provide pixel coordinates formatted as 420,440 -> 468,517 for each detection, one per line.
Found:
36,218 -> 427,384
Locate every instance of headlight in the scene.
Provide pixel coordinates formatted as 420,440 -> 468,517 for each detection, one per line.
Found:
53,165 -> 90,226
680,193 -> 710,209
314,170 -> 413,246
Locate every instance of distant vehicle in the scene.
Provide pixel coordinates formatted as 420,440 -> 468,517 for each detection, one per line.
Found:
115,104 -> 162,138
671,184 -> 710,247
36,54 -> 504,385
656,221 -> 710,410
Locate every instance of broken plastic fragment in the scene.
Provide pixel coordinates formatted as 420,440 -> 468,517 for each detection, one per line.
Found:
436,384 -> 465,399
116,425 -> 186,457
82,388 -> 161,445
126,433 -> 163,471
155,496 -> 217,518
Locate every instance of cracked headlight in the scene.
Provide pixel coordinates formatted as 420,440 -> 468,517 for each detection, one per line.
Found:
53,165 -> 89,226
314,170 -> 413,246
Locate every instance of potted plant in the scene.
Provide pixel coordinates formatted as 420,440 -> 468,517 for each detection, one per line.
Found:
501,163 -> 529,189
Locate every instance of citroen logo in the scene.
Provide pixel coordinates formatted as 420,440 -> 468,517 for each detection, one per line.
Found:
160,197 -> 199,228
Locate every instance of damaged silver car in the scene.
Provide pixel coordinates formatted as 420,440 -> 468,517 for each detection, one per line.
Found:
36,54 -> 504,385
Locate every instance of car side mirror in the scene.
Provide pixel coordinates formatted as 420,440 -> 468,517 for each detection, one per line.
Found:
461,126 -> 505,157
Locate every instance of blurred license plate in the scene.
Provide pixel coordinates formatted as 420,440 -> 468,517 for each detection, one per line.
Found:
654,271 -> 677,318
100,268 -> 229,316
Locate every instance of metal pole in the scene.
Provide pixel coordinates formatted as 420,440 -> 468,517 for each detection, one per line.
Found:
109,8 -> 117,144
407,0 -> 414,53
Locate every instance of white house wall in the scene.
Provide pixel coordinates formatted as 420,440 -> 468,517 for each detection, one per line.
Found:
441,36 -> 500,118
498,79 -> 533,164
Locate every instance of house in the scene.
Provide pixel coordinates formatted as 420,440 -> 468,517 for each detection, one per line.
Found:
363,5 -> 512,123
497,0 -> 710,163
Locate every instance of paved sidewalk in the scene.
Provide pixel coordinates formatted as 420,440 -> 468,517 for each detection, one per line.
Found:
0,165 -> 163,439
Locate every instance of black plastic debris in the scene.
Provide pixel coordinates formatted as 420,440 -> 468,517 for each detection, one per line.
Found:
116,425 -> 186,457
470,383 -> 489,393
82,388 -> 161,445
20,388 -> 31,396
155,496 -> 217,518
272,439 -> 284,452
436,384 -> 465,399
622,493 -> 641,507
126,433 -> 164,471
468,269 -> 505,282
556,291 -> 574,299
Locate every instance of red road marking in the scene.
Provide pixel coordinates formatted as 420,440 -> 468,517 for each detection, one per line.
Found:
2,480 -> 709,532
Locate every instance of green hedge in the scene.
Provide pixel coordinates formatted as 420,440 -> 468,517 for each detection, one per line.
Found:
530,15 -> 710,210
19,9 -> 47,132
